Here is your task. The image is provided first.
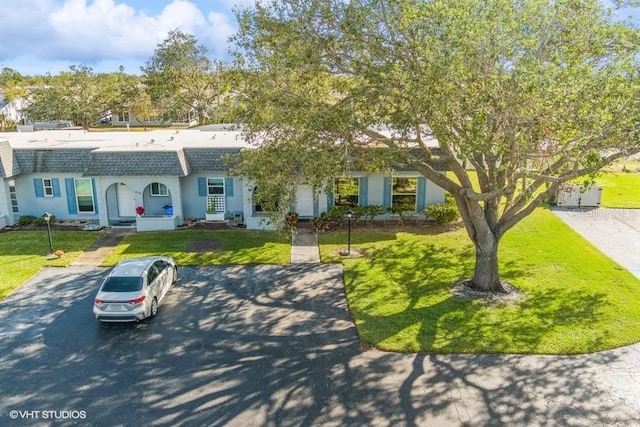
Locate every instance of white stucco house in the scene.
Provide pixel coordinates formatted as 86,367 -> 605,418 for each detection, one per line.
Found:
0,127 -> 446,231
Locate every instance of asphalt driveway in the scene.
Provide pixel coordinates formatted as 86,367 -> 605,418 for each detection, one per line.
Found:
1,265 -> 640,426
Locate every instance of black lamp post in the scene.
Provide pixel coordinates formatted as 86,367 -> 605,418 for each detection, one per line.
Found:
347,209 -> 354,255
43,212 -> 54,256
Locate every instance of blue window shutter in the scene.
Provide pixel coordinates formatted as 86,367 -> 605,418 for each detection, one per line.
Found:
225,178 -> 234,197
417,177 -> 426,211
197,177 -> 206,197
383,177 -> 392,208
327,187 -> 334,211
65,178 -> 77,214
34,178 -> 44,198
52,179 -> 61,198
359,177 -> 368,206
313,197 -> 319,217
91,179 -> 99,214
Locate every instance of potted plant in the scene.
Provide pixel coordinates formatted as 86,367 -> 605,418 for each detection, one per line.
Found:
205,206 -> 216,221
135,206 -> 145,216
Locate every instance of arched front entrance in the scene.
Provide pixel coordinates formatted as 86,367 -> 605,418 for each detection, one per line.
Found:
105,182 -> 136,226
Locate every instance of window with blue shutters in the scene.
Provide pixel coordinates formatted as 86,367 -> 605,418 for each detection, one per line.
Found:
334,178 -> 359,206
392,177 -> 418,211
34,178 -> 60,198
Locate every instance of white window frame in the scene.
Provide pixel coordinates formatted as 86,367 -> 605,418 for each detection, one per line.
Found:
118,111 -> 130,122
42,178 -> 54,197
150,182 -> 168,196
392,177 -> 418,211
74,178 -> 95,213
207,178 -> 225,196
334,178 -> 359,207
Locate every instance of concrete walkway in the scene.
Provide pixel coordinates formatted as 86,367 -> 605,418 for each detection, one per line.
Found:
552,207 -> 640,278
70,227 -> 132,266
290,228 -> 320,263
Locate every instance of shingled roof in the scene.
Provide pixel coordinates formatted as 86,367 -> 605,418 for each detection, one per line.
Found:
12,148 -> 94,175
85,150 -> 189,176
182,148 -> 241,173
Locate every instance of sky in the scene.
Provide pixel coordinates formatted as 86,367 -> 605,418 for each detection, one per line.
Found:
1,0 -> 639,77
0,0 -> 253,76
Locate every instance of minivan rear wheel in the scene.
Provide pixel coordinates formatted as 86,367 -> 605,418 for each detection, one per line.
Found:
150,297 -> 158,318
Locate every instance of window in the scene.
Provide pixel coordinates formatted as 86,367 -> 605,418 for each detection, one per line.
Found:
102,277 -> 143,292
253,186 -> 278,213
334,178 -> 359,206
117,112 -> 130,122
42,178 -> 54,197
150,182 -> 168,196
9,180 -> 18,214
75,178 -> 95,213
392,178 -> 417,211
207,178 -> 224,196
147,266 -> 159,285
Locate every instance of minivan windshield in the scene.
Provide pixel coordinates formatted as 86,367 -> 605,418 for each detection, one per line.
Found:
102,276 -> 143,292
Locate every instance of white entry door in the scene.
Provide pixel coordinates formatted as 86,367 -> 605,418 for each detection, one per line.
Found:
117,183 -> 136,216
295,185 -> 314,217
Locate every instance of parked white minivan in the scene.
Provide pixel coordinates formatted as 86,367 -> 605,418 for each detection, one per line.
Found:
93,256 -> 178,322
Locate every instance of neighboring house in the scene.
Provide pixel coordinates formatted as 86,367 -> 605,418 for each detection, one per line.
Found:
0,93 -> 27,126
111,110 -> 198,128
0,128 -> 446,231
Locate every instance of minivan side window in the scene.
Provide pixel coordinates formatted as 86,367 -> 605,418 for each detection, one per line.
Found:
147,266 -> 159,284
154,260 -> 167,272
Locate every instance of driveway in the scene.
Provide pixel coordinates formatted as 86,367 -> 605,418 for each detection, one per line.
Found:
552,207 -> 640,278
1,265 -> 640,426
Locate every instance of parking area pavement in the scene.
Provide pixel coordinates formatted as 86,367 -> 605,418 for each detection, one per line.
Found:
1,265 -> 640,426
552,207 -> 640,278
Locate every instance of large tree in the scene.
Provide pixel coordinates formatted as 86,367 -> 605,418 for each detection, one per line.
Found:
23,65 -> 117,129
233,0 -> 640,292
141,29 -> 232,126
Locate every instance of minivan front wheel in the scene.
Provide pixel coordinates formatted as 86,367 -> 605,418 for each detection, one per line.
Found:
149,297 -> 158,318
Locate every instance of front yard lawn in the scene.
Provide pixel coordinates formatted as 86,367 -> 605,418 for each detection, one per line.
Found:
596,173 -> 640,208
102,230 -> 290,266
0,230 -> 103,301
320,208 -> 640,354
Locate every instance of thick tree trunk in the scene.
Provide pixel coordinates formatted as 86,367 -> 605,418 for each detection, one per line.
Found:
470,234 -> 506,293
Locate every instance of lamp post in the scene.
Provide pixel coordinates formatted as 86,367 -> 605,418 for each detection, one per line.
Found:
347,209 -> 354,255
43,212 -> 54,256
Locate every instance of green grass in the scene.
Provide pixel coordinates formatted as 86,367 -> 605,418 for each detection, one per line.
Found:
596,173 -> 640,208
320,208 -> 640,354
102,230 -> 290,266
0,230 -> 103,301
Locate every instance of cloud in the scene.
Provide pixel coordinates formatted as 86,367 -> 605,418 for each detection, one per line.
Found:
0,0 -> 238,74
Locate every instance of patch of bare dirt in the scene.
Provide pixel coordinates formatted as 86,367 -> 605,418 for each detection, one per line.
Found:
335,247 -> 365,258
452,279 -> 522,304
186,239 -> 223,253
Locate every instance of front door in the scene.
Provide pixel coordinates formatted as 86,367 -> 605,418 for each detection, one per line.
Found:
117,183 -> 136,217
295,185 -> 314,217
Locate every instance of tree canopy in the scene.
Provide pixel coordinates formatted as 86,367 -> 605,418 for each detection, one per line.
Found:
232,0 -> 640,291
22,65 -> 124,129
141,29 -> 232,126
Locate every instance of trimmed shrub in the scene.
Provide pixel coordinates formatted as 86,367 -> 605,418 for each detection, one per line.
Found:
17,215 -> 38,226
424,202 -> 460,225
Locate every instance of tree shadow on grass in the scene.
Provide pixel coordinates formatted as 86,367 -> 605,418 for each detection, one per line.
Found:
346,236 -> 613,354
